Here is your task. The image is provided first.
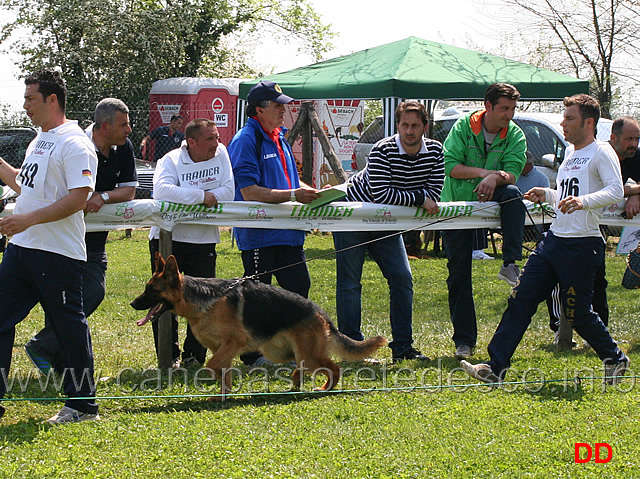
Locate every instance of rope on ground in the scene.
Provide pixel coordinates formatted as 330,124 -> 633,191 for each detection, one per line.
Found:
0,374 -> 636,403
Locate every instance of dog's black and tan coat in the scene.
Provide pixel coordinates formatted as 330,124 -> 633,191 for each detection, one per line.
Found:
131,253 -> 387,399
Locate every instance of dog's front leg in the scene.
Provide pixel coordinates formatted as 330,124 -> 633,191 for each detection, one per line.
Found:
205,340 -> 243,401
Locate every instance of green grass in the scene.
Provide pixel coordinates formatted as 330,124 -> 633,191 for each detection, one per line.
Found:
1,229 -> 639,478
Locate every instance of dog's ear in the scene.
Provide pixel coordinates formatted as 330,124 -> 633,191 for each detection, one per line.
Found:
164,255 -> 181,286
154,252 -> 166,273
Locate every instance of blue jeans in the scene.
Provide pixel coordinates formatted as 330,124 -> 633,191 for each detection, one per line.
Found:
487,232 -> 627,377
26,250 -> 107,372
333,231 -> 414,356
443,184 -> 525,348
0,245 -> 97,414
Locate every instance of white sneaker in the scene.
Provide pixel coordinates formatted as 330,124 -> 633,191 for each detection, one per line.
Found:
472,250 -> 494,260
46,406 -> 100,424
604,358 -> 630,385
460,360 -> 501,385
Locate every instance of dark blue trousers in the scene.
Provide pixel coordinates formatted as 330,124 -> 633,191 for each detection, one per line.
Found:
239,245 -> 310,365
149,239 -> 216,364
487,232 -> 627,376
0,245 -> 97,414
443,184 -> 525,348
26,250 -> 107,372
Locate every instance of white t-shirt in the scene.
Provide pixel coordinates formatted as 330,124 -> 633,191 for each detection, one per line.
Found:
546,139 -> 623,238
149,142 -> 234,244
10,121 -> 97,261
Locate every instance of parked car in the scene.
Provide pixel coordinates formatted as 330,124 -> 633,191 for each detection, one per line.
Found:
0,125 -> 154,198
0,125 -> 37,169
134,159 -> 155,199
351,108 -> 614,188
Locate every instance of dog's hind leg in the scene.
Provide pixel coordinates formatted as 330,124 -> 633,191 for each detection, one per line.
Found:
295,357 -> 341,392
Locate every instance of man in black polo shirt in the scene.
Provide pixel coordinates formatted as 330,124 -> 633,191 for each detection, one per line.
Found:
140,114 -> 185,162
25,98 -> 138,374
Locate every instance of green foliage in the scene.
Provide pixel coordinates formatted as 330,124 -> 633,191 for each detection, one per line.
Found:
0,0 -> 334,143
363,100 -> 382,130
1,230 -> 639,476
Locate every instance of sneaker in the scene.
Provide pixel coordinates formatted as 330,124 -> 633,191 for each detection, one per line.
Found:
603,357 -> 630,385
472,250 -> 494,260
460,360 -> 502,385
24,345 -> 52,376
392,347 -> 430,363
46,406 -> 100,424
251,356 -> 274,367
0,405 -> 5,419
497,263 -> 520,287
455,344 -> 472,359
181,357 -> 201,369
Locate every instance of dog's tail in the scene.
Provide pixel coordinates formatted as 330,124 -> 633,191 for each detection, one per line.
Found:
327,322 -> 387,361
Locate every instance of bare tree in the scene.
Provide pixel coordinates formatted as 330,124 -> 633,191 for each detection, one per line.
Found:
500,0 -> 640,118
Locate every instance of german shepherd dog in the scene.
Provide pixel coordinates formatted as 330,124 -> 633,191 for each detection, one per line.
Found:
131,253 -> 387,400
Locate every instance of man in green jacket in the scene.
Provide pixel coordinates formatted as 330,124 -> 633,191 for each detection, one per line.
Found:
441,83 -> 527,360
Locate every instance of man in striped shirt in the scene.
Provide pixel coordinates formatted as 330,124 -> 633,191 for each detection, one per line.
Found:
333,101 -> 444,362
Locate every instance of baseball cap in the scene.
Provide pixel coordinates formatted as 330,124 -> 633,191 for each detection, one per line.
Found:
247,81 -> 293,104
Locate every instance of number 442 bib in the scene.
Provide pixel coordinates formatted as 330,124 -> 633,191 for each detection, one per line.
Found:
18,131 -> 55,201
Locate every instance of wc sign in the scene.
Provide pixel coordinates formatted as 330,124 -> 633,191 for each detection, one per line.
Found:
211,97 -> 227,127
574,443 -> 612,463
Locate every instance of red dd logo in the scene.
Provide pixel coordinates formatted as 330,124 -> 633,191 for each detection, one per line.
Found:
574,443 -> 612,463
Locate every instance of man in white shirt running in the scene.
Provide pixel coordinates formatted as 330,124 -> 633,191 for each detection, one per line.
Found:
0,70 -> 99,423
461,93 -> 630,385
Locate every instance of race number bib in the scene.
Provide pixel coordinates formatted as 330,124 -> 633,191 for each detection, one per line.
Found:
557,155 -> 591,204
18,131 -> 55,201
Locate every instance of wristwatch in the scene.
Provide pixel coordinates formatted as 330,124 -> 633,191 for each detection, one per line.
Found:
290,189 -> 296,202
100,192 -> 110,203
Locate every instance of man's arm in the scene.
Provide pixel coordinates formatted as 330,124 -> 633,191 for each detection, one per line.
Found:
0,187 -> 91,236
0,157 -> 21,194
85,186 -> 136,213
240,182 -> 318,204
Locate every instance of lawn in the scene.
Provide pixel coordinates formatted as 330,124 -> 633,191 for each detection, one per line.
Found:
1,229 -> 638,478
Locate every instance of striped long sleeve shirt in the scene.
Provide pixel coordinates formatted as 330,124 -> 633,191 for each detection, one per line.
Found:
346,134 -> 445,206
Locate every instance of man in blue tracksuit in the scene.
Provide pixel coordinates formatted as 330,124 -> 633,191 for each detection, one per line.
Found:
228,81 -> 319,366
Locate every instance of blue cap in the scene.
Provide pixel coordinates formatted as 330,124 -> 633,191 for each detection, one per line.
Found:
247,81 -> 293,104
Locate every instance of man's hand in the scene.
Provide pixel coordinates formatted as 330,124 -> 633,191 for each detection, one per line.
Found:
203,191 -> 218,208
524,187 -> 547,204
85,193 -> 105,214
473,170 -> 511,202
423,197 -> 439,214
293,185 -> 320,204
0,213 -> 34,236
558,195 -> 583,214
625,194 -> 640,220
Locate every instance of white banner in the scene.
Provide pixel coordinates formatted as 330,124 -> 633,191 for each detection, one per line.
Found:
2,199 -> 633,232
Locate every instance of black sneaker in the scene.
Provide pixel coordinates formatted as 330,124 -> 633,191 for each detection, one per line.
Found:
392,347 -> 430,363
0,405 -> 5,419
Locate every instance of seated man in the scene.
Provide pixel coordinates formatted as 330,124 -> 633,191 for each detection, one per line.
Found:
441,83 -> 527,360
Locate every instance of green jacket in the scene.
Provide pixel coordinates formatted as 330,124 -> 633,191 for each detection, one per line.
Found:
441,110 -> 527,202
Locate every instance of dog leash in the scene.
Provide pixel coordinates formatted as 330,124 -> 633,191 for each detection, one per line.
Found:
242,195 -> 545,282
